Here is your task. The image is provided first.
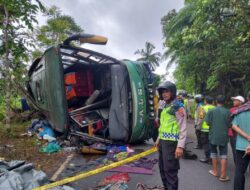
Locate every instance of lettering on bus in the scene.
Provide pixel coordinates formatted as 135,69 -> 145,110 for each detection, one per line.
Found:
137,86 -> 144,124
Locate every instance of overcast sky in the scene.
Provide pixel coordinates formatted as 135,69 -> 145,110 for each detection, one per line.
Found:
38,0 -> 184,75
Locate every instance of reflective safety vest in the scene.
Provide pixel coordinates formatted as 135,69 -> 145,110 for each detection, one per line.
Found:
184,98 -> 188,108
194,103 -> 203,123
201,104 -> 215,132
159,105 -> 179,141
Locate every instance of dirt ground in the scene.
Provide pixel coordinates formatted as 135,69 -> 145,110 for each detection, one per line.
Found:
0,122 -> 67,177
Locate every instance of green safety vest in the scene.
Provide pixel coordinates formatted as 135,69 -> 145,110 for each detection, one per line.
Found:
201,104 -> 215,132
184,98 -> 188,108
159,105 -> 179,141
194,106 -> 197,120
194,103 -> 203,120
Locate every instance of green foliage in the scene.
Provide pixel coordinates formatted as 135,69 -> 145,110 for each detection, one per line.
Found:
0,0 -> 44,125
0,94 -> 23,121
0,96 -> 5,121
135,42 -> 162,70
174,66 -> 195,93
0,0 -> 44,58
162,0 -> 250,97
0,120 -> 31,138
153,74 -> 163,87
36,6 -> 83,48
31,49 -> 43,61
0,0 -> 44,76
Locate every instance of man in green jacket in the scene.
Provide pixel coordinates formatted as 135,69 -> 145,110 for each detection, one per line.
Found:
205,95 -> 230,181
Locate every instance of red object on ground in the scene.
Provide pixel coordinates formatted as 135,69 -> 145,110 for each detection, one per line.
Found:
101,173 -> 130,185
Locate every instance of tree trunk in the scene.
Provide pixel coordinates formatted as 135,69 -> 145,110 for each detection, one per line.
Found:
4,5 -> 11,128
194,73 -> 198,93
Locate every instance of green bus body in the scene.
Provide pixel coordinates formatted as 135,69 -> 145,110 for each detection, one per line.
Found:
27,36 -> 155,143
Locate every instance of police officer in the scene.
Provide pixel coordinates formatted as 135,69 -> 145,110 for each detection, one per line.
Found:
155,81 -> 187,190
193,94 -> 204,149
199,96 -> 215,163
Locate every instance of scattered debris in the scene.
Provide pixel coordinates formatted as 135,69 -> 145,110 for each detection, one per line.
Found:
90,143 -> 107,151
107,145 -> 127,154
108,166 -> 153,175
90,182 -> 128,190
105,182 -> 128,190
101,173 -> 130,186
81,146 -> 107,155
36,124 -> 55,140
27,118 -> 53,136
90,173 -> 130,190
0,122 -> 67,176
126,145 -> 134,153
114,152 -> 128,161
128,157 -> 158,170
39,142 -> 61,154
101,146 -> 129,165
25,118 -> 62,154
0,160 -> 75,190
63,147 -> 78,153
136,183 -> 164,190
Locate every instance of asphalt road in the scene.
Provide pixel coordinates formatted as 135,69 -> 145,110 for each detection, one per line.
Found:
58,120 -> 250,190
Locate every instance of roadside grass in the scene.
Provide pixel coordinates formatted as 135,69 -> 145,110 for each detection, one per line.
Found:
0,121 -> 66,177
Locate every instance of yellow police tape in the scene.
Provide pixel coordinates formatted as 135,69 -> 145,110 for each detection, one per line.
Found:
33,147 -> 157,190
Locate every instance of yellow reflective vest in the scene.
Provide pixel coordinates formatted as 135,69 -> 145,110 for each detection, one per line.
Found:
159,105 -> 179,141
184,98 -> 188,108
201,104 -> 215,132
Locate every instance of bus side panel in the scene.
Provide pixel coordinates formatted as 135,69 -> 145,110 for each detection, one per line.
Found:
123,61 -> 148,143
44,47 -> 68,133
109,64 -> 129,142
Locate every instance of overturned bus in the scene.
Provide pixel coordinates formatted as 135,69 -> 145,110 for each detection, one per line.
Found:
27,34 -> 156,144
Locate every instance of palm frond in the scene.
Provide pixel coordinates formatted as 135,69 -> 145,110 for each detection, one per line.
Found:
167,2 -> 196,37
162,48 -> 174,60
